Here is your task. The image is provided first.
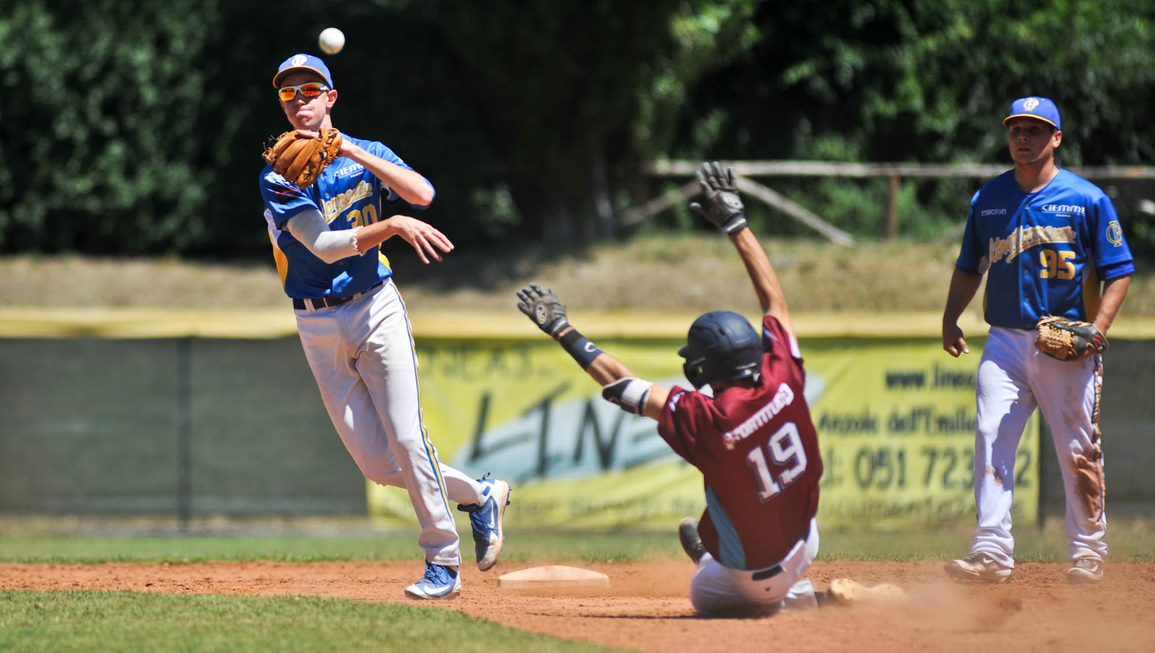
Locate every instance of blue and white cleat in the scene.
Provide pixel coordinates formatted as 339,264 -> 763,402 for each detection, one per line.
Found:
458,476 -> 511,572
404,562 -> 461,600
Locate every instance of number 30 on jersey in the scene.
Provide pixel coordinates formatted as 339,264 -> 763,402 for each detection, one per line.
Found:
747,422 -> 809,502
348,204 -> 379,228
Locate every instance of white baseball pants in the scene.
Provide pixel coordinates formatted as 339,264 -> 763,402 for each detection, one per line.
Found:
295,280 -> 485,566
690,519 -> 819,616
970,327 -> 1107,566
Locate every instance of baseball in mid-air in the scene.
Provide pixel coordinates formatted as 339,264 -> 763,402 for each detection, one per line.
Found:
318,27 -> 345,55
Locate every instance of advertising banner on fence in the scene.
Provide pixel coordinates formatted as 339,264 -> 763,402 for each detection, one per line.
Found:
368,338 -> 1039,531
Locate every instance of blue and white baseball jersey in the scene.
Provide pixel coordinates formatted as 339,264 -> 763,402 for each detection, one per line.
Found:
957,169 -> 1135,330
258,135 -> 434,299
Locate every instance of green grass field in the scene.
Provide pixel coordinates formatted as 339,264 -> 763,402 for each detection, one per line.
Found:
0,533 -> 650,653
2,521 -> 1154,565
3,524 -> 1154,652
0,591 -> 618,653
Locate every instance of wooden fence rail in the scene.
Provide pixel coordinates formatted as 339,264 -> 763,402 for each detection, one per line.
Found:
637,160 -> 1155,243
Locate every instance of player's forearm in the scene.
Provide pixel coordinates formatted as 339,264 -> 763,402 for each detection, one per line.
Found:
286,210 -> 360,263
342,141 -> 435,207
942,268 -> 982,325
351,218 -> 398,253
1094,275 -> 1132,335
583,351 -> 632,385
550,325 -> 664,416
586,352 -> 670,420
732,228 -> 792,329
554,326 -> 629,385
517,284 -> 672,420
352,214 -> 441,257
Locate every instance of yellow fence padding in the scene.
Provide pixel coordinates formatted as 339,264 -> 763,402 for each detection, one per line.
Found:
368,336 -> 1039,532
4,308 -> 1154,340
8,307 -> 1148,530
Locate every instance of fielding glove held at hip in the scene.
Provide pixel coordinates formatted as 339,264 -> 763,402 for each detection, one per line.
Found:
516,283 -> 571,338
1035,316 -> 1108,361
262,128 -> 344,189
688,161 -> 748,235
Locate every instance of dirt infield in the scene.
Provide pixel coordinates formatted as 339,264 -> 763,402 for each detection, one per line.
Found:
3,560 -> 1153,652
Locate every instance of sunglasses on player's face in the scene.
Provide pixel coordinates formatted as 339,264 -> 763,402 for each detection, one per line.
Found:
277,82 -> 330,102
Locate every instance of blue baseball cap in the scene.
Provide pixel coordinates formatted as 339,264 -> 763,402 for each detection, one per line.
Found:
1003,96 -> 1061,130
272,53 -> 334,88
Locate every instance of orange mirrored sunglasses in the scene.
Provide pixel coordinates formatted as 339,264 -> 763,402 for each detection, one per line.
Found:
277,82 -> 330,102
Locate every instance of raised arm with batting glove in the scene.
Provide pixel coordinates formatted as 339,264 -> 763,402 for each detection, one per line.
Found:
515,160 -> 799,420
693,161 -> 795,336
516,284 -> 668,419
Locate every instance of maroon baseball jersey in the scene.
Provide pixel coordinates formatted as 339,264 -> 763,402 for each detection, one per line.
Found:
658,315 -> 823,570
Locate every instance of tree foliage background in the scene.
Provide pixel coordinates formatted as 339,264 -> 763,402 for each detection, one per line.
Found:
1,0 -> 1153,257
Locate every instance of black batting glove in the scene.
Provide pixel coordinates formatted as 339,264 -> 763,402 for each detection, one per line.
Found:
688,161 -> 748,235
516,283 -> 571,339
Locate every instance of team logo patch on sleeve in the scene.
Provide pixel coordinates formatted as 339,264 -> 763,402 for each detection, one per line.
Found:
1107,220 -> 1124,247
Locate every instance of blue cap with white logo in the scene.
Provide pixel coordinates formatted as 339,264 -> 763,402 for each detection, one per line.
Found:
1003,96 -> 1061,130
272,53 -> 334,88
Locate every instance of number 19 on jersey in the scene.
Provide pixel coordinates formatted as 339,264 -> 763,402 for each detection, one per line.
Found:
747,422 -> 809,502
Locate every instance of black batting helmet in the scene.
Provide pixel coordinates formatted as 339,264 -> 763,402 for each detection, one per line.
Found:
678,311 -> 762,389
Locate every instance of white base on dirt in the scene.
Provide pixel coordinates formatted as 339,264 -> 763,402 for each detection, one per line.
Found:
498,565 -> 610,589
828,578 -> 905,605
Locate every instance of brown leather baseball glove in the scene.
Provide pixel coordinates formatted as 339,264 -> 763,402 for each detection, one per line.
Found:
262,128 -> 343,188
1035,316 -> 1108,361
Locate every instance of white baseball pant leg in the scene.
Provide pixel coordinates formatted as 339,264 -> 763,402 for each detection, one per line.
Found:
690,519 -> 819,616
1033,352 -> 1107,563
970,328 -> 1037,567
970,328 -> 1107,565
296,280 -> 466,566
353,282 -> 487,506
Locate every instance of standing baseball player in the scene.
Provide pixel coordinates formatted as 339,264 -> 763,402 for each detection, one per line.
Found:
257,53 -> 511,599
942,96 -> 1134,584
517,162 -> 824,616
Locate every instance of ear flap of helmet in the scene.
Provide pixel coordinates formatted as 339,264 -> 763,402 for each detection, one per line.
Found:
683,359 -> 707,389
679,336 -> 709,388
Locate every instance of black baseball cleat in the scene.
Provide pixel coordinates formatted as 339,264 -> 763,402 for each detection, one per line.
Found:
678,518 -> 706,564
